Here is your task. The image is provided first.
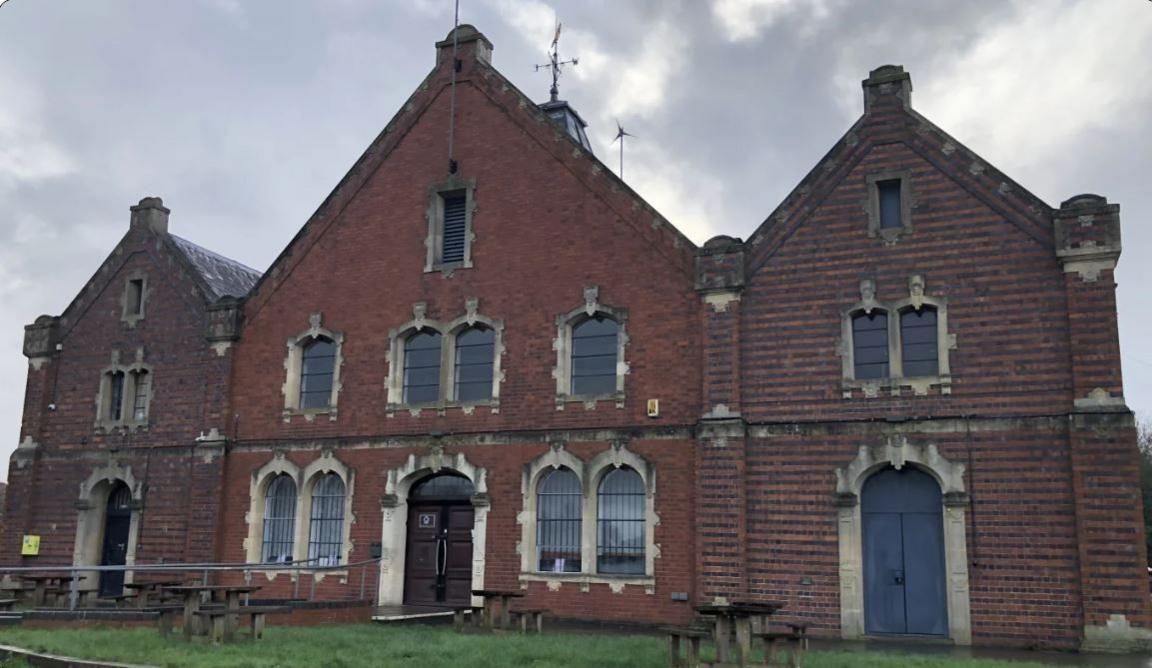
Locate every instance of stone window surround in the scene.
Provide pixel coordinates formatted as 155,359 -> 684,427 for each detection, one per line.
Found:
517,442 -> 658,593
72,464 -> 144,593
94,349 -> 153,432
866,169 -> 915,242
385,299 -> 506,416
552,286 -> 630,410
424,176 -> 477,274
378,449 -> 489,608
243,451 -> 356,579
119,271 -> 149,328
834,436 -> 972,645
840,276 -> 955,397
282,313 -> 345,422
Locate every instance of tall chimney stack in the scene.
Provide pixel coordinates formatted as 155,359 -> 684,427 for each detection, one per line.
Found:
130,196 -> 169,234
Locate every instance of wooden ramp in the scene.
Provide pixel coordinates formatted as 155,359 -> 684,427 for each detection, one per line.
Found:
371,604 -> 456,622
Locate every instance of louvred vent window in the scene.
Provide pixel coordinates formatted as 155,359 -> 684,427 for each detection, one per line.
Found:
441,192 -> 467,264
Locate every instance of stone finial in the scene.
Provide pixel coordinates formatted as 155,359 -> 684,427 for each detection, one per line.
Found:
862,64 -> 912,112
129,197 -> 170,234
859,279 -> 879,313
583,286 -> 600,316
908,275 -> 926,309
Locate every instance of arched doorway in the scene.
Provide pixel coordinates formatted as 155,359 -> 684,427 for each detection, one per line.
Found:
99,482 -> 133,597
403,473 -> 475,606
862,466 -> 947,636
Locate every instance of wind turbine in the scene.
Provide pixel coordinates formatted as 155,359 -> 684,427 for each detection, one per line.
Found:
612,120 -> 634,181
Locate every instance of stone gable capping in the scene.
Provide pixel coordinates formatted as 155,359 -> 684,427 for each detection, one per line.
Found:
22,315 -> 59,360
1054,194 -> 1121,281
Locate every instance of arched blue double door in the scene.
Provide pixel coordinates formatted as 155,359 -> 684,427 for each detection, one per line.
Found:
862,467 -> 948,636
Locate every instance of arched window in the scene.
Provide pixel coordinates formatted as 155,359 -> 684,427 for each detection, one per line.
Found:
300,338 -> 336,409
454,326 -> 494,402
308,474 -> 346,566
597,467 -> 645,575
107,371 -> 125,421
571,316 -> 619,396
410,473 -> 475,499
852,311 -> 889,379
262,475 -> 297,564
537,468 -> 582,573
131,370 -> 150,422
901,307 -> 939,377
404,331 -> 442,404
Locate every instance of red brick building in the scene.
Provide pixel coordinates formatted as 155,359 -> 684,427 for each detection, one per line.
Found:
4,25 -> 1149,651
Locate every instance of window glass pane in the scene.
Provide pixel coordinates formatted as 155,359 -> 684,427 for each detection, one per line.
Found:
878,180 -> 902,229
404,332 -> 441,403
597,468 -> 645,575
108,372 -> 125,421
308,474 -> 345,565
454,327 -> 493,402
132,371 -> 150,421
127,280 -> 144,315
853,312 -> 889,379
300,338 -> 336,409
571,317 -> 618,396
901,308 -> 939,376
411,473 -> 475,499
441,192 -> 467,264
537,468 -> 582,573
262,475 -> 297,564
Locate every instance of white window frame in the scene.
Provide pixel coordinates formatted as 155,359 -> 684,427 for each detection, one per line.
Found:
282,313 -> 345,421
424,176 -> 477,273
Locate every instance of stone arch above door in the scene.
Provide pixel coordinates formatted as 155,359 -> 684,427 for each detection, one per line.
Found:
378,449 -> 489,607
834,436 -> 972,645
72,463 -> 143,593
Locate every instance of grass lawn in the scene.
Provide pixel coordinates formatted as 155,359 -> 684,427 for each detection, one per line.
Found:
0,624 -> 1062,668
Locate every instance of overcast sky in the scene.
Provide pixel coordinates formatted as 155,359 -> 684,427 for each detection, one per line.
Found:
0,0 -> 1150,479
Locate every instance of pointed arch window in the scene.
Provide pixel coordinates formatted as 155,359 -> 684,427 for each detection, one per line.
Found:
262,475 -> 297,564
131,370 -> 151,422
107,371 -> 126,422
308,473 -> 346,566
537,468 -> 582,573
597,467 -> 645,575
852,311 -> 889,380
571,316 -> 619,396
404,331 -> 442,404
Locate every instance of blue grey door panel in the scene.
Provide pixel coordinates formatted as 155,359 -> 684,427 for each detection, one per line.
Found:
863,512 -> 906,635
861,467 -> 948,638
902,512 -> 948,636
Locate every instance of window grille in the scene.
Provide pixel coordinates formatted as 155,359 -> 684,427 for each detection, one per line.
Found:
131,370 -> 150,421
878,180 -> 902,229
454,326 -> 494,402
901,307 -> 939,376
571,316 -> 618,396
852,312 -> 889,379
307,474 -> 345,566
597,467 -> 645,575
262,475 -> 297,564
537,468 -> 582,573
441,192 -> 467,264
299,338 -> 336,410
108,372 -> 125,421
404,331 -> 442,404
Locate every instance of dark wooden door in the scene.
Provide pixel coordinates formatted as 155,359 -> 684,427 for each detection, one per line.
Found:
862,467 -> 947,636
99,484 -> 132,597
404,503 -> 473,606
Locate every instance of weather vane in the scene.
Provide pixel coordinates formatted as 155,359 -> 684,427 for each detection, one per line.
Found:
535,22 -> 578,102
612,120 -> 634,181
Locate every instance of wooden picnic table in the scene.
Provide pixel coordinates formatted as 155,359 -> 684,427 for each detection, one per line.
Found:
124,580 -> 185,608
695,600 -> 784,666
21,574 -> 87,607
471,588 -> 525,630
163,585 -> 261,639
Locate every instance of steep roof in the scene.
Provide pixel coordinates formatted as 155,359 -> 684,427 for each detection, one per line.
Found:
168,234 -> 262,300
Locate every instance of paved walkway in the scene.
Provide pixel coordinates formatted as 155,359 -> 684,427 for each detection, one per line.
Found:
813,638 -> 1152,667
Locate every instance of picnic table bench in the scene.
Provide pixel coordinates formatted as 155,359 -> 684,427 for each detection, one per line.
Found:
470,588 -> 525,630
0,599 -> 18,612
661,625 -> 710,667
696,601 -> 785,667
754,624 -> 808,667
508,607 -> 547,634
193,605 -> 291,644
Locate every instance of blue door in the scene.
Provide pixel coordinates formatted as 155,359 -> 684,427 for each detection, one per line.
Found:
862,467 -> 948,636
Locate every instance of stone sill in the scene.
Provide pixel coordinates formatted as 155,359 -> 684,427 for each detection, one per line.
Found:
281,408 -> 338,423
519,572 -> 655,593
554,393 -> 626,410
842,375 -> 952,399
94,421 -> 149,434
386,400 -> 500,417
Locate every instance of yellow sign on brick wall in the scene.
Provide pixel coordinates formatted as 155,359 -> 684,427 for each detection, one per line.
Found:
20,535 -> 40,556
